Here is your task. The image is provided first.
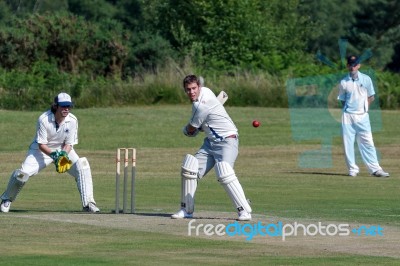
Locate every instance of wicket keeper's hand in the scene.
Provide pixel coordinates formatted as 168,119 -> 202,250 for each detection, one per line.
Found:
54,151 -> 72,173
50,150 -> 60,161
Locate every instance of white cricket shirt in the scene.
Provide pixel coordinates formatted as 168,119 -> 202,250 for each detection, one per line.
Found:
30,110 -> 78,150
190,87 -> 238,141
338,71 -> 375,114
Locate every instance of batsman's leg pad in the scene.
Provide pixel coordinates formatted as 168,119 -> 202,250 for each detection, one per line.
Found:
0,170 -> 28,202
69,157 -> 95,207
215,162 -> 252,213
180,154 -> 199,213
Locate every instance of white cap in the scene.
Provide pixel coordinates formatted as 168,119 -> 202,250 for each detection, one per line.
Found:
57,92 -> 73,107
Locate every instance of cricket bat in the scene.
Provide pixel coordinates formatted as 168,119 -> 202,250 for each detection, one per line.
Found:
216,91 -> 228,105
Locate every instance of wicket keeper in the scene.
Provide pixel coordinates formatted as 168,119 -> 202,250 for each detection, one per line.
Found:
0,93 -> 100,213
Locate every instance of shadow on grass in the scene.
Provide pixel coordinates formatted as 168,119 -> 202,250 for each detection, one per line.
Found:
107,211 -> 238,221
110,212 -> 237,220
287,171 -> 348,176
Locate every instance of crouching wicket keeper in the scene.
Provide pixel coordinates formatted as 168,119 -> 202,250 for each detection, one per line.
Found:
0,93 -> 100,213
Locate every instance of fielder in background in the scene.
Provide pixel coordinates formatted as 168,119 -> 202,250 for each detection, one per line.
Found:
171,74 -> 252,221
0,92 -> 100,213
338,55 -> 389,177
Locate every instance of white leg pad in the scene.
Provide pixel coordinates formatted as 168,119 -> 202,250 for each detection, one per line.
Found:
215,162 -> 252,213
0,170 -> 28,202
180,154 -> 198,213
68,157 -> 95,207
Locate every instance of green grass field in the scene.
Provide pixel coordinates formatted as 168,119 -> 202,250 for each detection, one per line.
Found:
0,106 -> 399,265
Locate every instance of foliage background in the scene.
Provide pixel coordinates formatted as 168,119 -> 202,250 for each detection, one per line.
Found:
0,0 -> 399,110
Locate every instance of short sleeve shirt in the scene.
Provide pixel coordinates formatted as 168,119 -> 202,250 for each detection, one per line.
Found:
30,110 -> 78,150
189,87 -> 238,141
338,71 -> 375,114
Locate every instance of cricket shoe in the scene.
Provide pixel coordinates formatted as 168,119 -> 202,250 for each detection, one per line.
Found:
0,200 -> 11,213
171,208 -> 193,219
238,210 -> 252,221
372,170 -> 390,178
83,202 -> 100,213
348,171 -> 359,177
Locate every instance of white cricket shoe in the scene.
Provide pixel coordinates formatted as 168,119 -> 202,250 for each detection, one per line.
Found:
349,171 -> 358,177
238,210 -> 252,221
372,170 -> 390,177
83,202 -> 100,213
171,208 -> 193,219
1,200 -> 11,213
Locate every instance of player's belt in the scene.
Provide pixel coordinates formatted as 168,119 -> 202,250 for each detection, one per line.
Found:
225,134 -> 238,139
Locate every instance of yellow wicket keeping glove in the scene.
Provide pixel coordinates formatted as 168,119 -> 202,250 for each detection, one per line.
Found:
53,151 -> 72,173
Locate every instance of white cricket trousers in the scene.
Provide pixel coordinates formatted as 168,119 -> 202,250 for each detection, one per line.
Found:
195,137 -> 238,179
341,112 -> 382,174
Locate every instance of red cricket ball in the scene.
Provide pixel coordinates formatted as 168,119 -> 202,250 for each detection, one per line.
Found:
252,120 -> 260,128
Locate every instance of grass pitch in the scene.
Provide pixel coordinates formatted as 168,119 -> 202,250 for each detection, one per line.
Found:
0,106 -> 399,265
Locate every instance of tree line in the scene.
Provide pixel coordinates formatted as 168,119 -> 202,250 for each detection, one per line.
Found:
0,0 -> 399,110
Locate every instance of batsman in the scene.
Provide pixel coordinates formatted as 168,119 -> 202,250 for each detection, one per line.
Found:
0,93 -> 100,213
171,75 -> 252,221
